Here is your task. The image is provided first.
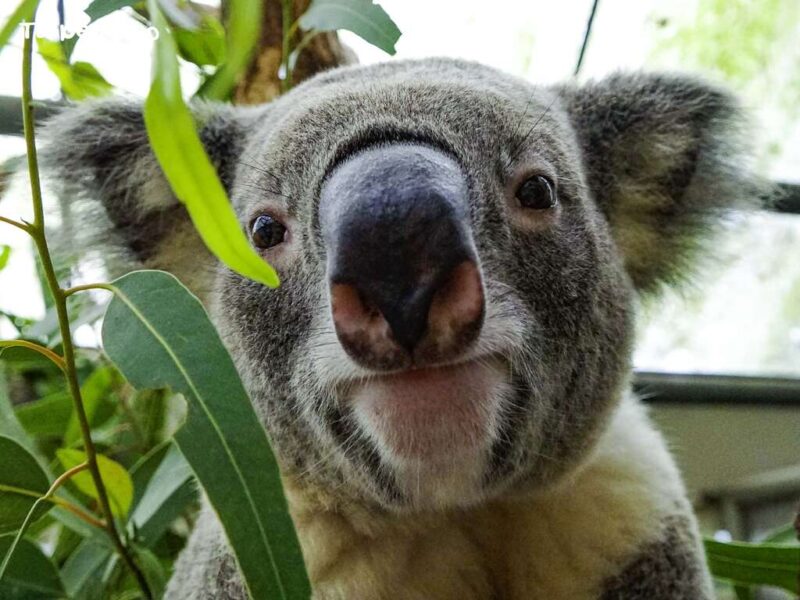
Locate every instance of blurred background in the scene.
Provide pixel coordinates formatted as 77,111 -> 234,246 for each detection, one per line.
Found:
0,1 -> 798,597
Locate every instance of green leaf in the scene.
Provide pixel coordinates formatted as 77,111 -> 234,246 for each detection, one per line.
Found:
131,545 -> 166,598
174,16 -> 226,67
158,0 -> 202,29
733,584 -> 754,600
0,535 -> 64,599
60,539 -> 111,599
0,344 -> 60,375
0,436 -> 51,534
763,523 -> 799,545
0,389 -> 104,543
101,270 -> 310,599
0,375 -> 37,452
56,449 -> 133,518
129,440 -> 171,509
0,0 -> 39,50
0,246 -> 10,271
130,444 -> 195,547
299,0 -> 401,54
705,538 -> 800,593
36,37 -> 113,100
144,1 -> 278,288
84,0 -> 139,22
194,0 -> 261,100
15,391 -> 72,438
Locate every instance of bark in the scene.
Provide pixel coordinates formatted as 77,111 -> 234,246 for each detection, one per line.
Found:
230,0 -> 355,105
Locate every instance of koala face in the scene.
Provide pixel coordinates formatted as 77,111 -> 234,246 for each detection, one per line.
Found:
215,60 -> 633,510
44,58 -> 752,511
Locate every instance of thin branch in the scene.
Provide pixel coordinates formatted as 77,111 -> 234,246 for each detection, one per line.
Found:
0,339 -> 66,371
63,282 -> 113,297
0,215 -> 30,233
574,0 -> 600,76
0,483 -> 106,530
0,462 -> 98,583
51,461 -> 89,490
18,28 -> 152,600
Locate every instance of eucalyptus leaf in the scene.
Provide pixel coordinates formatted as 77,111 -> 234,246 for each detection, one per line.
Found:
0,535 -> 64,599
174,15 -> 226,67
733,584 -> 754,600
36,37 -> 113,100
84,0 -> 139,23
157,0 -> 202,30
705,539 -> 800,593
0,344 -> 60,375
130,444 -> 195,547
763,523 -> 799,545
194,0 -> 261,100
0,376 -> 35,452
56,449 -> 133,518
15,391 -> 72,438
0,0 -> 39,50
145,0 -> 278,287
0,246 -> 10,271
101,270 -> 310,599
132,545 -> 166,598
130,441 -> 171,509
299,0 -> 401,54
60,539 -> 111,599
0,436 -> 51,534
0,393 -> 100,542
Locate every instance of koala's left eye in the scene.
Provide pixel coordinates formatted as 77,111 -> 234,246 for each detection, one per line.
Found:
516,175 -> 557,210
251,215 -> 287,249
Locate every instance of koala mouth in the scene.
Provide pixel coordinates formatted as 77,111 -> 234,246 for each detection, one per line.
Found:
349,357 -> 507,462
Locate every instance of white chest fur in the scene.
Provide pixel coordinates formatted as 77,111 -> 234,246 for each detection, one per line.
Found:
285,397 -> 694,600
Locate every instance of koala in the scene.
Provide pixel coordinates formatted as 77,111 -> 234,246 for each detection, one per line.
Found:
41,58 -> 756,599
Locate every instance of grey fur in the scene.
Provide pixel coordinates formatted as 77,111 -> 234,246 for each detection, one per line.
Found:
599,516 -> 713,599
40,58 -> 756,598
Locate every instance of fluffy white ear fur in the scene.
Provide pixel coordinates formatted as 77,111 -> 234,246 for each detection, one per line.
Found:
563,73 -> 760,294
269,395 -> 705,600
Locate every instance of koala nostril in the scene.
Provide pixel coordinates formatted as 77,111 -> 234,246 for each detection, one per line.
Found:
329,259 -> 485,365
428,260 -> 485,347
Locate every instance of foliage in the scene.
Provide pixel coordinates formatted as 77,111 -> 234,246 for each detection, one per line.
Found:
1,0 -> 795,598
35,38 -> 112,101
650,0 -> 800,167
705,535 -> 800,596
298,0 -> 401,54
144,0 -> 279,288
0,0 -> 401,598
103,271 -> 309,598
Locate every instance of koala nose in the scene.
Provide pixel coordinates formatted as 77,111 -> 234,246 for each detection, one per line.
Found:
319,143 -> 485,368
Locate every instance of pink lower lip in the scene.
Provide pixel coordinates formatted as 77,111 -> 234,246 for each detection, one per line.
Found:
352,359 -> 504,459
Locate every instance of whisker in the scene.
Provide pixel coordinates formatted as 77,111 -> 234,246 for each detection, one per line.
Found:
505,89 -> 563,168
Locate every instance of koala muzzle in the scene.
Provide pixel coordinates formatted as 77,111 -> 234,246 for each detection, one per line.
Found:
319,143 -> 485,370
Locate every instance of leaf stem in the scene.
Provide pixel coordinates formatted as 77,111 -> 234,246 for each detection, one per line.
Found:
0,483 -> 106,529
18,28 -> 152,600
0,339 -> 66,371
63,282 -> 113,297
0,462 -> 97,583
0,215 -> 30,232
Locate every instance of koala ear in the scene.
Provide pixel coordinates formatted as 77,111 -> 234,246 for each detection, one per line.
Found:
562,73 -> 761,294
40,98 -> 247,296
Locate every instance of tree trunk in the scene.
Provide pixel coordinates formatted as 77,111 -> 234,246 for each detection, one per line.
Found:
231,0 -> 355,105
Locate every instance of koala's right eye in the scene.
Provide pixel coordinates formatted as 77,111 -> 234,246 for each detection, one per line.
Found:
251,215 -> 287,249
